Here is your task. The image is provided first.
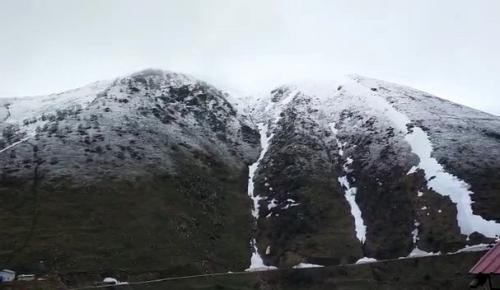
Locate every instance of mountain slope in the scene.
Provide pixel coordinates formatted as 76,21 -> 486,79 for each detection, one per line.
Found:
1,70 -> 499,274
245,76 -> 500,267
0,69 -> 260,273
354,76 -> 500,222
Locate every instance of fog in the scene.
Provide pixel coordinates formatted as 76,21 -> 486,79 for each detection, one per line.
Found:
1,0 -> 499,114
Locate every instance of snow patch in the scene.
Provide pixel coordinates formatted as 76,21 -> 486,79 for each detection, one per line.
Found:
407,166 -> 418,175
103,277 -> 128,285
411,220 -> 420,244
283,202 -> 300,209
247,123 -> 272,219
246,123 -> 278,270
337,176 -> 366,242
451,243 -> 492,253
246,239 -> 278,271
405,127 -> 500,237
267,199 -> 278,210
407,248 -> 440,258
330,122 -> 367,243
292,263 -> 324,269
355,257 -> 377,264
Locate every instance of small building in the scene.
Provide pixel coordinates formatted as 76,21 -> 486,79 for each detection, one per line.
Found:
470,242 -> 500,289
0,269 -> 16,282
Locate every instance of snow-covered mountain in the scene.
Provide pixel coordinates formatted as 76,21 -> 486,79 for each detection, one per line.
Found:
244,76 -> 500,269
0,69 -> 260,273
1,69 -> 499,274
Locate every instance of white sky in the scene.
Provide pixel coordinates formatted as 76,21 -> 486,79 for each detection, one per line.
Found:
1,0 -> 499,115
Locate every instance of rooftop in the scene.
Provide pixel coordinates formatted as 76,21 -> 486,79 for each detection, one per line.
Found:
470,242 -> 500,275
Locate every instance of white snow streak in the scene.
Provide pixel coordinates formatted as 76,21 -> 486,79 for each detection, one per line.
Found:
411,220 -> 420,244
267,199 -> 278,210
246,123 -> 276,270
103,277 -> 128,285
330,123 -> 367,243
0,136 -> 30,154
451,243 -> 492,253
349,79 -> 500,238
292,263 -> 324,269
246,89 -> 299,270
406,247 -> 440,258
246,239 -> 277,271
355,257 -> 377,264
404,126 -> 500,237
247,123 -> 272,219
407,166 -> 418,175
337,176 -> 366,242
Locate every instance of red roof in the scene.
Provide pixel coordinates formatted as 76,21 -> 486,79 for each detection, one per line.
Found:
470,242 -> 500,275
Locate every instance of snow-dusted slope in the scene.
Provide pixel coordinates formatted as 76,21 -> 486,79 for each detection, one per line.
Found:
243,75 -> 500,266
0,81 -> 111,153
1,69 -> 499,273
246,84 -> 364,267
0,80 -> 110,125
336,77 -> 500,237
354,76 -> 500,222
1,69 -> 259,176
0,69 -> 260,273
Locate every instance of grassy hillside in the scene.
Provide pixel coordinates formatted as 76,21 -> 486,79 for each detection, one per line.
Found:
0,163 -> 253,274
47,251 -> 483,290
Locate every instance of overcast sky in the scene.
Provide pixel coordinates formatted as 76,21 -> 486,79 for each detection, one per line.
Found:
1,0 -> 499,115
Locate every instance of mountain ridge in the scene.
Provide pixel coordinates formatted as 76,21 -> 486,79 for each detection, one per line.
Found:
0,69 -> 499,274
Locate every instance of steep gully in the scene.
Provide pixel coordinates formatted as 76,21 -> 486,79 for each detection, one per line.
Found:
245,90 -> 298,271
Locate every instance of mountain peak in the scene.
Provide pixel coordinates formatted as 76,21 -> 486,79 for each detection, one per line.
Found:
126,68 -> 196,83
